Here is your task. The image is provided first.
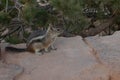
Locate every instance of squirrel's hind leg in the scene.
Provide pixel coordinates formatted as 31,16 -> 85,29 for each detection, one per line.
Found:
44,48 -> 50,53
35,49 -> 43,56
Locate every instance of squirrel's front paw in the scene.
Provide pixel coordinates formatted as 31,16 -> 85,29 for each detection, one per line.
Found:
52,47 -> 57,50
50,45 -> 57,50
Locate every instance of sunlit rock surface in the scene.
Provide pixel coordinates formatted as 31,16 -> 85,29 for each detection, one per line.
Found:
1,31 -> 120,80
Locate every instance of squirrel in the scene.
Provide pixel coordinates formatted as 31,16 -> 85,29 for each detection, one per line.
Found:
5,24 -> 62,55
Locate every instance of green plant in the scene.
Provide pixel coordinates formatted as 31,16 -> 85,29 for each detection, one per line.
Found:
5,36 -> 22,44
50,0 -> 89,34
22,3 -> 37,25
0,11 -> 11,25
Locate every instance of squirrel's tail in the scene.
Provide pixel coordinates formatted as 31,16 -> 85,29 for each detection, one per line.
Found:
5,46 -> 26,52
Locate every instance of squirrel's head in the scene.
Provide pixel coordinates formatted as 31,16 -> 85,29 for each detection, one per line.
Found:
46,24 -> 63,37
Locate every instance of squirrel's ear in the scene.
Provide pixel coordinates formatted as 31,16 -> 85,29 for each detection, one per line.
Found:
48,23 -> 52,28
46,23 -> 52,33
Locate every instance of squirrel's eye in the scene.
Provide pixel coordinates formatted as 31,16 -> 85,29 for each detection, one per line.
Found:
57,28 -> 60,31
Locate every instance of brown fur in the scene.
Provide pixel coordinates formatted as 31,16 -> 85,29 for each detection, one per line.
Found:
26,25 -> 62,54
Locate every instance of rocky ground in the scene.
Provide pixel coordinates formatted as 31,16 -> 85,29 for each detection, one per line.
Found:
0,31 -> 120,80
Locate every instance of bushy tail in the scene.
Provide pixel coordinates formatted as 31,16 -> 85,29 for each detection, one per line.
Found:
6,46 -> 26,52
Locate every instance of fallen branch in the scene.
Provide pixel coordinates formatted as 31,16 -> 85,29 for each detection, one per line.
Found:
80,18 -> 114,37
0,26 -> 21,41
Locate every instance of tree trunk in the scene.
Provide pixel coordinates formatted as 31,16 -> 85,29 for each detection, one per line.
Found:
5,0 -> 8,13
